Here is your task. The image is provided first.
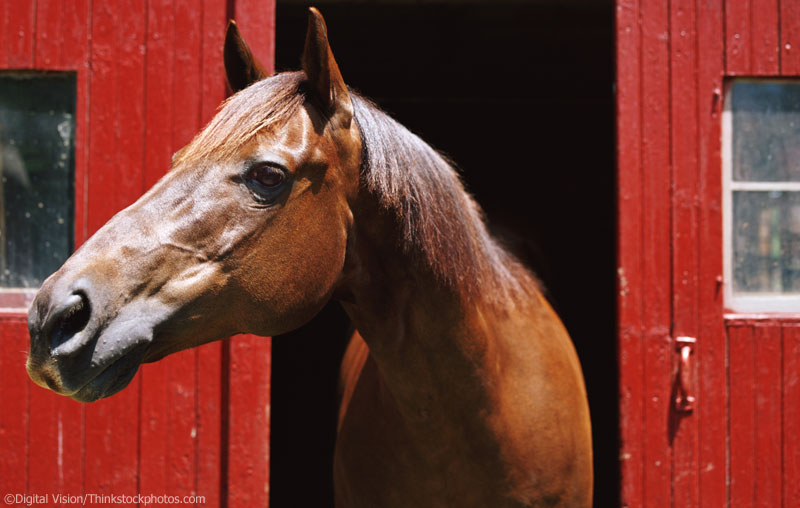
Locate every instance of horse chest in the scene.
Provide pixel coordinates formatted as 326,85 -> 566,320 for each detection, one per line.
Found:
334,353 -> 526,508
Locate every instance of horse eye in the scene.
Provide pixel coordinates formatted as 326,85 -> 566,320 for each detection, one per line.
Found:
248,165 -> 285,188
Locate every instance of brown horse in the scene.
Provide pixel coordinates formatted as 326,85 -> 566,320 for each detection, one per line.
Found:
26,9 -> 592,507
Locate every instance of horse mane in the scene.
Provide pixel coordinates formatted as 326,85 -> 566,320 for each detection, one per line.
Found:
349,93 -> 532,303
178,71 -> 534,303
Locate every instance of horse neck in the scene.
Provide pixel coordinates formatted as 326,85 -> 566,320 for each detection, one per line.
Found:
337,197 -> 546,428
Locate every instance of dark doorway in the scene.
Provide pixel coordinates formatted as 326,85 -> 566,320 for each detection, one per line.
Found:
270,2 -> 617,506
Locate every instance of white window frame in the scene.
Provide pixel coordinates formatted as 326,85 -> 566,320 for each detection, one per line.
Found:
722,79 -> 800,313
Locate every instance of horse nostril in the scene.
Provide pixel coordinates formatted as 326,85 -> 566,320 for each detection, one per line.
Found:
50,291 -> 92,354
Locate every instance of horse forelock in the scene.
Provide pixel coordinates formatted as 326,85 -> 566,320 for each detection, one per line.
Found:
350,94 -> 534,304
174,71 -> 307,166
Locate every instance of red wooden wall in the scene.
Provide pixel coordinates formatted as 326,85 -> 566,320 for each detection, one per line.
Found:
0,1 -> 274,506
617,0 -> 800,506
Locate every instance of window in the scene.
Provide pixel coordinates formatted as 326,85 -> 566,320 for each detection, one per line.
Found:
0,72 -> 75,309
723,80 -> 800,312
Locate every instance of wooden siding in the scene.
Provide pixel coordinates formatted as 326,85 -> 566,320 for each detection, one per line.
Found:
617,0 -> 800,506
0,1 -> 273,506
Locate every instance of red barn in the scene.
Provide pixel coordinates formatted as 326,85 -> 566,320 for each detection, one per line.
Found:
0,0 -> 798,506
0,1 -> 272,506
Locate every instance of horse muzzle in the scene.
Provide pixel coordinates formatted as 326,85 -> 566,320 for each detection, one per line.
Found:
26,273 -> 163,402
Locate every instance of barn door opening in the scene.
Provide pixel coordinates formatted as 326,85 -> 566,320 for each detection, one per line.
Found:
272,2 -> 617,507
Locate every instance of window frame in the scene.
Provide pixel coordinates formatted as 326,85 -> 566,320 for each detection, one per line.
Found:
722,78 -> 800,313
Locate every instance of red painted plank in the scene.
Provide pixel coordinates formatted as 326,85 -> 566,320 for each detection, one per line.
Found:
5,1 -> 35,68
165,351 -> 197,498
86,1 -> 117,234
728,324 -> 755,506
670,0 -> 700,504
725,0 -> 751,74
60,0 -> 91,70
233,0 -> 276,75
34,0 -> 62,68
62,0 -> 92,248
139,359 -> 170,497
753,325 -> 781,508
27,384 -> 84,503
0,0 -> 7,67
172,0 -> 203,149
695,0 -> 727,505
781,0 -> 800,74
143,0 -> 175,190
196,342 -> 223,507
0,318 -> 30,498
751,0 -> 780,74
640,0 -> 673,503
201,0 -> 228,124
615,0 -> 644,504
228,335 -> 271,507
784,325 -> 800,507
114,0 -> 147,209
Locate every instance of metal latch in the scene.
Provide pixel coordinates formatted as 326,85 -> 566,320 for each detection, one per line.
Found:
674,336 -> 696,412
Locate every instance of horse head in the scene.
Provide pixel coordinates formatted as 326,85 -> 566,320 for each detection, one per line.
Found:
27,9 -> 362,402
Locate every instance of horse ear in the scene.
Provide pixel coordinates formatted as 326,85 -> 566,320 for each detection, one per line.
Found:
301,8 -> 353,125
224,20 -> 270,93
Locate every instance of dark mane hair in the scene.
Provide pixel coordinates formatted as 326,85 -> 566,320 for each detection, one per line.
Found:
349,93 -> 532,303
178,71 -> 533,303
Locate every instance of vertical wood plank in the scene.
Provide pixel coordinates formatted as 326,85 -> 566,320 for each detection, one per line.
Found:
227,335 -> 271,507
725,0 -> 751,74
59,0 -> 91,70
780,0 -> 800,74
670,0 -> 700,504
728,324 -> 755,506
196,1 -> 228,505
143,0 -> 174,190
34,0 -> 62,68
114,0 -> 147,209
27,385 -> 83,504
750,0 -> 780,74
696,0 -> 727,505
753,325 -> 781,508
0,0 -> 8,67
616,0 -> 644,504
84,0 -> 146,498
86,1 -> 117,235
233,0 -> 275,74
196,342 -> 223,507
0,318 -> 30,498
640,0 -> 672,503
201,0 -> 228,123
5,1 -> 35,68
784,324 -> 800,508
61,0 -> 92,248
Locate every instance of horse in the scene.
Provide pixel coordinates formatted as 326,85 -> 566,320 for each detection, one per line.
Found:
26,9 -> 593,507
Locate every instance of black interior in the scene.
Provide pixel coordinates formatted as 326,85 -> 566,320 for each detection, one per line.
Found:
270,3 -> 617,506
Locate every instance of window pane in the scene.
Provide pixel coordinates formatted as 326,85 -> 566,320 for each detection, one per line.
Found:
731,81 -> 800,182
733,190 -> 800,293
0,73 -> 75,289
